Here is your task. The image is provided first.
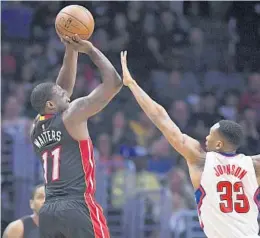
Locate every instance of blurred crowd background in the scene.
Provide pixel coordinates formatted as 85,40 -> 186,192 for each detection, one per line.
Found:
1,1 -> 260,237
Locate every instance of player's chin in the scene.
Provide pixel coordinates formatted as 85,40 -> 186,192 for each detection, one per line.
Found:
34,209 -> 41,215
64,102 -> 70,109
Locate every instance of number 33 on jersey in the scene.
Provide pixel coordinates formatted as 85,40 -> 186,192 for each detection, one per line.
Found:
195,152 -> 259,238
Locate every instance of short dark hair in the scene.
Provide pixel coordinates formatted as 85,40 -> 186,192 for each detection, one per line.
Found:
218,120 -> 244,149
31,184 -> 44,199
30,82 -> 56,113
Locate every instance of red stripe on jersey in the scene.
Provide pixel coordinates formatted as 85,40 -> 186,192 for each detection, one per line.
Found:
79,139 -> 110,238
254,187 -> 260,210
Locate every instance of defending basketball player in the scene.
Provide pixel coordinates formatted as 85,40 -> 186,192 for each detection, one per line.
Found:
120,51 -> 260,238
3,184 -> 45,238
30,36 -> 122,238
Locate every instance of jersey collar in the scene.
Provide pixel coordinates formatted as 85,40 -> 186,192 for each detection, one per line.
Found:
39,114 -> 55,121
218,151 -> 237,157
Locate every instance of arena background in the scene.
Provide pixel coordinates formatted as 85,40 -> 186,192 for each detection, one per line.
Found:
1,1 -> 260,237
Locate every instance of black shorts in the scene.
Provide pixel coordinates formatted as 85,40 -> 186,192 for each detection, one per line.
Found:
39,199 -> 109,238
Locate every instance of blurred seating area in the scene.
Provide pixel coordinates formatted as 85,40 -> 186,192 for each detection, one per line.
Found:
1,1 -> 260,237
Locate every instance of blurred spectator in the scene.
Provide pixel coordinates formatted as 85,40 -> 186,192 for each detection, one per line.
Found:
92,28 -> 110,52
219,90 -> 240,120
96,133 -> 112,161
168,168 -> 195,209
225,62 -> 245,93
143,12 -> 156,36
127,2 -> 143,38
129,111 -> 157,148
2,95 -> 28,129
187,94 -> 201,114
126,1 -> 145,73
110,111 -> 136,152
110,160 -> 136,209
148,136 -> 175,174
72,75 -> 89,98
158,11 -> 188,70
169,192 -> 188,238
135,157 -> 162,221
227,17 -> 239,57
204,69 -> 228,97
182,27 -> 209,72
1,182 -> 14,223
159,11 -> 187,51
184,1 -> 210,17
153,70 -> 192,108
21,62 -> 36,83
190,118 -> 209,144
1,42 -> 17,78
111,156 -> 160,210
45,34 -> 64,68
227,2 -> 260,70
189,28 -> 204,50
188,28 -> 205,69
95,133 -> 123,174
144,36 -> 165,70
31,2 -> 60,41
196,91 -> 224,127
240,73 -> 260,118
189,91 -> 224,143
88,112 -> 108,143
239,107 -> 260,154
135,158 -> 161,192
2,94 -> 37,218
109,13 -> 129,53
169,100 -> 190,132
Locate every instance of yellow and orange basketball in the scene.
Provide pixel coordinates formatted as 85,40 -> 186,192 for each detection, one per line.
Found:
55,5 -> 95,40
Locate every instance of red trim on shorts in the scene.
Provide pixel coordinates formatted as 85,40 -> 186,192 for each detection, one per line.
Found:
79,139 -> 110,238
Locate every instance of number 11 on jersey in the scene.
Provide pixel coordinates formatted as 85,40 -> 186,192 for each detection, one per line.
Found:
42,147 -> 61,183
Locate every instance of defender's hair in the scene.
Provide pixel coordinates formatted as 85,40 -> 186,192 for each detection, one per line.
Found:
218,120 -> 244,149
31,184 -> 44,199
30,82 -> 56,113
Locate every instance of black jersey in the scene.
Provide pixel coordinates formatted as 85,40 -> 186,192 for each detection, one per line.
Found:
21,215 -> 39,238
31,113 -> 96,200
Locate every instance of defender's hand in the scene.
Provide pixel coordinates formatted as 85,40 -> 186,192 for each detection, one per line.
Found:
61,34 -> 94,54
120,51 -> 135,87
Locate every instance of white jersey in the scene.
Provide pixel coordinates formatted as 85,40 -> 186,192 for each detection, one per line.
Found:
195,152 -> 259,238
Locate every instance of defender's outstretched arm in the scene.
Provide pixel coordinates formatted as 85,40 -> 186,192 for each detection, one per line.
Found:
120,51 -> 202,162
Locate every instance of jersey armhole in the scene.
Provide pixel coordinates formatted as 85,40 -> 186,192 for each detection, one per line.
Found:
198,152 -> 210,184
61,112 -> 90,142
249,156 -> 260,185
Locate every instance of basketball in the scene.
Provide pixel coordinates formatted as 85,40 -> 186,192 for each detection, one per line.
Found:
55,5 -> 95,40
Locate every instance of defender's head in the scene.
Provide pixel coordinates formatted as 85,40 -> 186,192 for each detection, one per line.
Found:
30,184 -> 45,215
30,83 -> 70,115
206,120 -> 243,153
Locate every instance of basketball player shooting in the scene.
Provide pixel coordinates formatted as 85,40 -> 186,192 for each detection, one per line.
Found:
30,36 -> 122,238
120,51 -> 260,238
